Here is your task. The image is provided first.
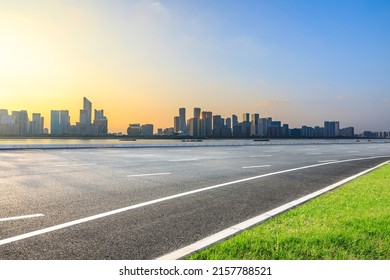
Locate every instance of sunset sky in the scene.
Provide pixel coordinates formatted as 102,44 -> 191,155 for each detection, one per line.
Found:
1,0 -> 389,133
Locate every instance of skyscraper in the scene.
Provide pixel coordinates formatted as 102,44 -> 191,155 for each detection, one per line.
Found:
60,110 -> 70,134
82,97 -> 92,125
51,110 -> 60,134
174,116 -> 180,133
94,109 -> 108,135
179,108 -> 187,134
250,113 -> 259,136
324,121 -> 340,137
51,110 -> 69,134
200,111 -> 213,137
31,113 -> 42,134
213,115 -> 223,136
193,107 -> 201,119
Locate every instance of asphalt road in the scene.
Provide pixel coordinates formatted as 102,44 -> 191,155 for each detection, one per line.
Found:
0,142 -> 389,259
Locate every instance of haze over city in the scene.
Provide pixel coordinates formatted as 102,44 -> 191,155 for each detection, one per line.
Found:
1,0 -> 389,133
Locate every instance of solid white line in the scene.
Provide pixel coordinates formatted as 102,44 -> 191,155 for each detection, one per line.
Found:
157,160 -> 390,260
0,214 -> 44,222
318,160 -> 338,163
0,155 -> 388,247
242,165 -> 271,169
55,163 -> 96,167
126,173 -> 171,177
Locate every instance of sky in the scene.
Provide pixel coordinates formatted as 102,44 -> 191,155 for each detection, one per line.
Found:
0,0 -> 389,133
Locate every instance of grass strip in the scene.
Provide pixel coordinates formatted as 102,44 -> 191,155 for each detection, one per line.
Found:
187,163 -> 390,260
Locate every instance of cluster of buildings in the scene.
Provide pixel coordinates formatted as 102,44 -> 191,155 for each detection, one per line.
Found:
0,97 -> 108,136
0,101 -> 388,139
50,97 -> 108,136
130,107 -> 388,139
0,110 -> 46,135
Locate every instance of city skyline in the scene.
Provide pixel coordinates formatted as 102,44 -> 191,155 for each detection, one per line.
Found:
2,99 -> 390,139
1,1 -> 389,133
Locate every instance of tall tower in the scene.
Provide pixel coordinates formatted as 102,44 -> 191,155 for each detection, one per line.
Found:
193,107 -> 201,119
179,108 -> 187,134
174,116 -> 180,133
82,97 -> 92,125
51,110 -> 60,135
201,111 -> 213,137
31,113 -> 42,134
60,110 -> 70,134
251,113 -> 259,136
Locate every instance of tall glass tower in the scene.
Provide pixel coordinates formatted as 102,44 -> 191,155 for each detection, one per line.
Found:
83,97 -> 92,125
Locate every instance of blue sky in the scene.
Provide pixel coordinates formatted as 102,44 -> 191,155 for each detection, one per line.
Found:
1,0 -> 389,132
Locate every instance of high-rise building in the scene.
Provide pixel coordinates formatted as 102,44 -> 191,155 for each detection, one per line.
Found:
200,111 -> 212,137
242,113 -> 250,123
324,121 -> 340,137
232,114 -> 240,136
83,97 -> 92,125
51,110 -> 60,134
188,118 -> 199,137
0,109 -> 8,121
12,111 -> 29,135
51,110 -> 70,134
179,108 -> 187,134
141,124 -> 154,137
314,126 -> 324,138
174,116 -> 180,134
60,110 -> 70,134
94,109 -> 108,135
194,107 -> 201,119
213,115 -> 223,136
225,118 -> 232,129
250,113 -> 259,136
79,110 -> 89,125
0,110 -> 18,135
258,118 -> 268,137
31,113 -> 42,134
339,127 -> 354,138
301,126 -> 314,138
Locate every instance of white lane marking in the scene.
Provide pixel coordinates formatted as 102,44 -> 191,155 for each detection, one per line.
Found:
55,163 -> 97,167
249,155 -> 272,158
306,152 -> 323,155
318,160 -> 338,163
0,155 -> 388,247
157,160 -> 390,260
0,214 -> 44,222
242,165 -> 271,169
126,173 -> 171,177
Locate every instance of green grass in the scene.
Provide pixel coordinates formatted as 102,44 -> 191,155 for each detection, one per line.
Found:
187,163 -> 390,260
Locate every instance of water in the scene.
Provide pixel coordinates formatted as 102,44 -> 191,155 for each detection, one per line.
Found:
0,138 -> 388,148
